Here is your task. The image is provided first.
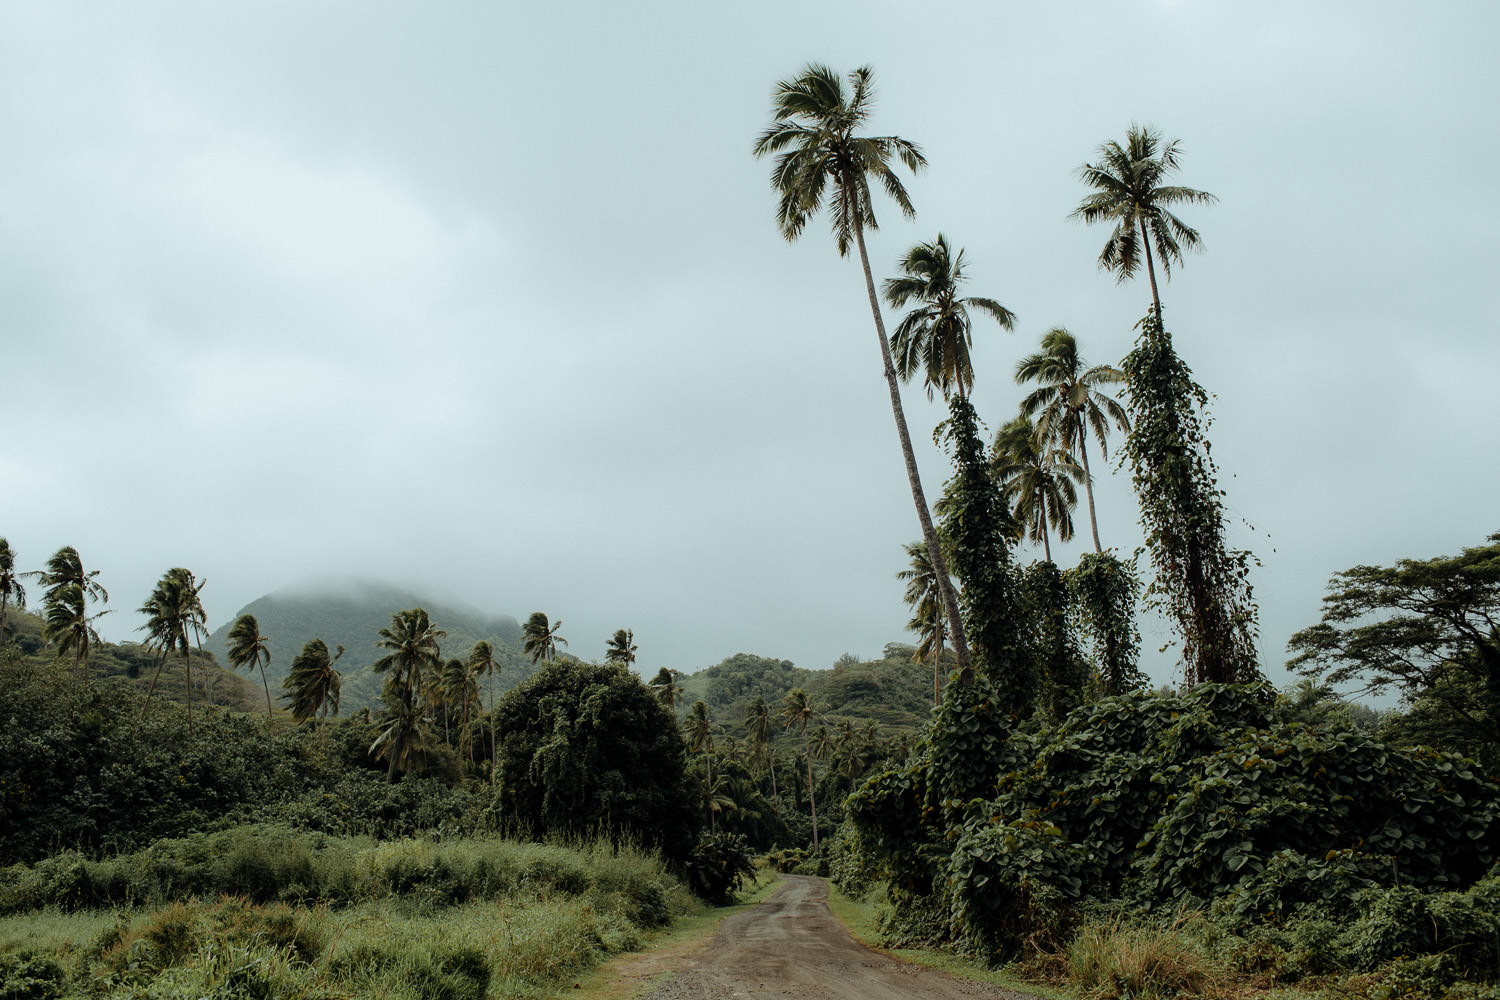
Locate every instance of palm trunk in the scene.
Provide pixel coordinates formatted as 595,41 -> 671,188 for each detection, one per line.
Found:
261,665 -> 273,716
848,194 -> 972,682
1078,427 -> 1102,553
488,671 -> 497,786
768,752 -> 780,810
802,729 -> 819,850
1140,218 -> 1163,321
1039,485 -> 1053,563
183,646 -> 193,735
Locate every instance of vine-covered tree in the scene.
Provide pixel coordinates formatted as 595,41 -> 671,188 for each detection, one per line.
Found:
1071,125 -> 1217,321
754,64 -> 971,680
1288,533 -> 1500,767
492,659 -> 698,859
1015,328 -> 1129,552
897,540 -> 948,704
226,613 -> 274,715
1122,313 -> 1259,685
1068,551 -> 1145,695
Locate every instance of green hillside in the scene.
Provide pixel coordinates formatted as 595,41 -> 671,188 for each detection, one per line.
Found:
203,582 -> 534,712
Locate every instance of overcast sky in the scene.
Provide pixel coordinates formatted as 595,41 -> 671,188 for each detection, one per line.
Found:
4,2 -> 1496,690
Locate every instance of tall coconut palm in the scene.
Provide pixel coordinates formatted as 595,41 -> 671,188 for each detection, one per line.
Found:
226,613 -> 274,715
521,611 -> 566,664
372,608 -> 445,782
896,539 -> 949,706
282,639 -> 343,731
137,567 -> 208,731
444,656 -> 481,761
0,538 -> 24,645
1015,328 -> 1130,552
883,233 -> 1015,401
685,700 -> 718,832
753,64 -> 970,680
1071,125 -> 1216,320
780,687 -> 822,849
991,417 -> 1084,563
743,695 -> 781,810
604,628 -> 638,669
467,640 -> 501,783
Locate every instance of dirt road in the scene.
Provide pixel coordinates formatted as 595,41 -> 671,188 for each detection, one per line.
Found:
636,875 -> 1038,1000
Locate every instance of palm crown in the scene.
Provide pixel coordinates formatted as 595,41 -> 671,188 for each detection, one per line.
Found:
753,64 -> 925,255
884,234 -> 1015,400
1071,125 -> 1215,314
1015,327 -> 1129,552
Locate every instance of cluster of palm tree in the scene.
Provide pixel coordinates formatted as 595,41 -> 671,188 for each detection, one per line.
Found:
757,66 -> 1215,697
2,545 -> 114,688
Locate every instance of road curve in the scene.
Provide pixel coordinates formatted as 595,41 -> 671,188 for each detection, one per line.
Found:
638,875 -> 1038,1000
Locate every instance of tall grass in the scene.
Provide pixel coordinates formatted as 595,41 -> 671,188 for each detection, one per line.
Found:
1065,917 -> 1222,1000
0,831 -> 700,999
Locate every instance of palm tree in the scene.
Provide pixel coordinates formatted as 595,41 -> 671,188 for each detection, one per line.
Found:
743,695 -> 781,810
467,640 -> 501,783
685,700 -> 718,831
780,687 -> 822,849
896,539 -> 949,706
1015,328 -> 1130,552
521,611 -> 567,664
372,608 -> 446,782
991,416 -> 1084,563
226,613 -> 274,715
883,233 -> 1015,401
282,639 -> 343,731
0,538 -> 24,646
29,546 -> 111,683
754,64 -> 971,681
604,628 -> 638,669
43,584 -> 110,687
444,656 -> 481,761
649,666 -> 682,713
1071,125 -> 1216,320
137,568 -> 208,730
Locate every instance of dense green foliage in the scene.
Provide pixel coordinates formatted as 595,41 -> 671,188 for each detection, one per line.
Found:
1289,532 -> 1500,769
490,660 -> 698,860
849,682 -> 1500,981
1066,551 -> 1145,695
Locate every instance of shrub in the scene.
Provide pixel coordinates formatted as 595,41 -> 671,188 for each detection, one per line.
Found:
684,832 -> 756,904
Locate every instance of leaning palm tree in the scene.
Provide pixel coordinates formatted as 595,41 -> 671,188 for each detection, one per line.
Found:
0,538 -> 25,645
991,416 -> 1084,563
372,608 -> 446,782
604,628 -> 638,669
1071,125 -> 1216,320
883,233 -> 1015,401
521,611 -> 567,664
753,64 -> 970,681
896,540 -> 949,705
467,640 -> 501,783
1015,328 -> 1130,552
780,687 -> 822,849
226,613 -> 274,715
44,583 -> 110,687
282,639 -> 343,732
137,567 -> 208,731
30,546 -> 110,684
